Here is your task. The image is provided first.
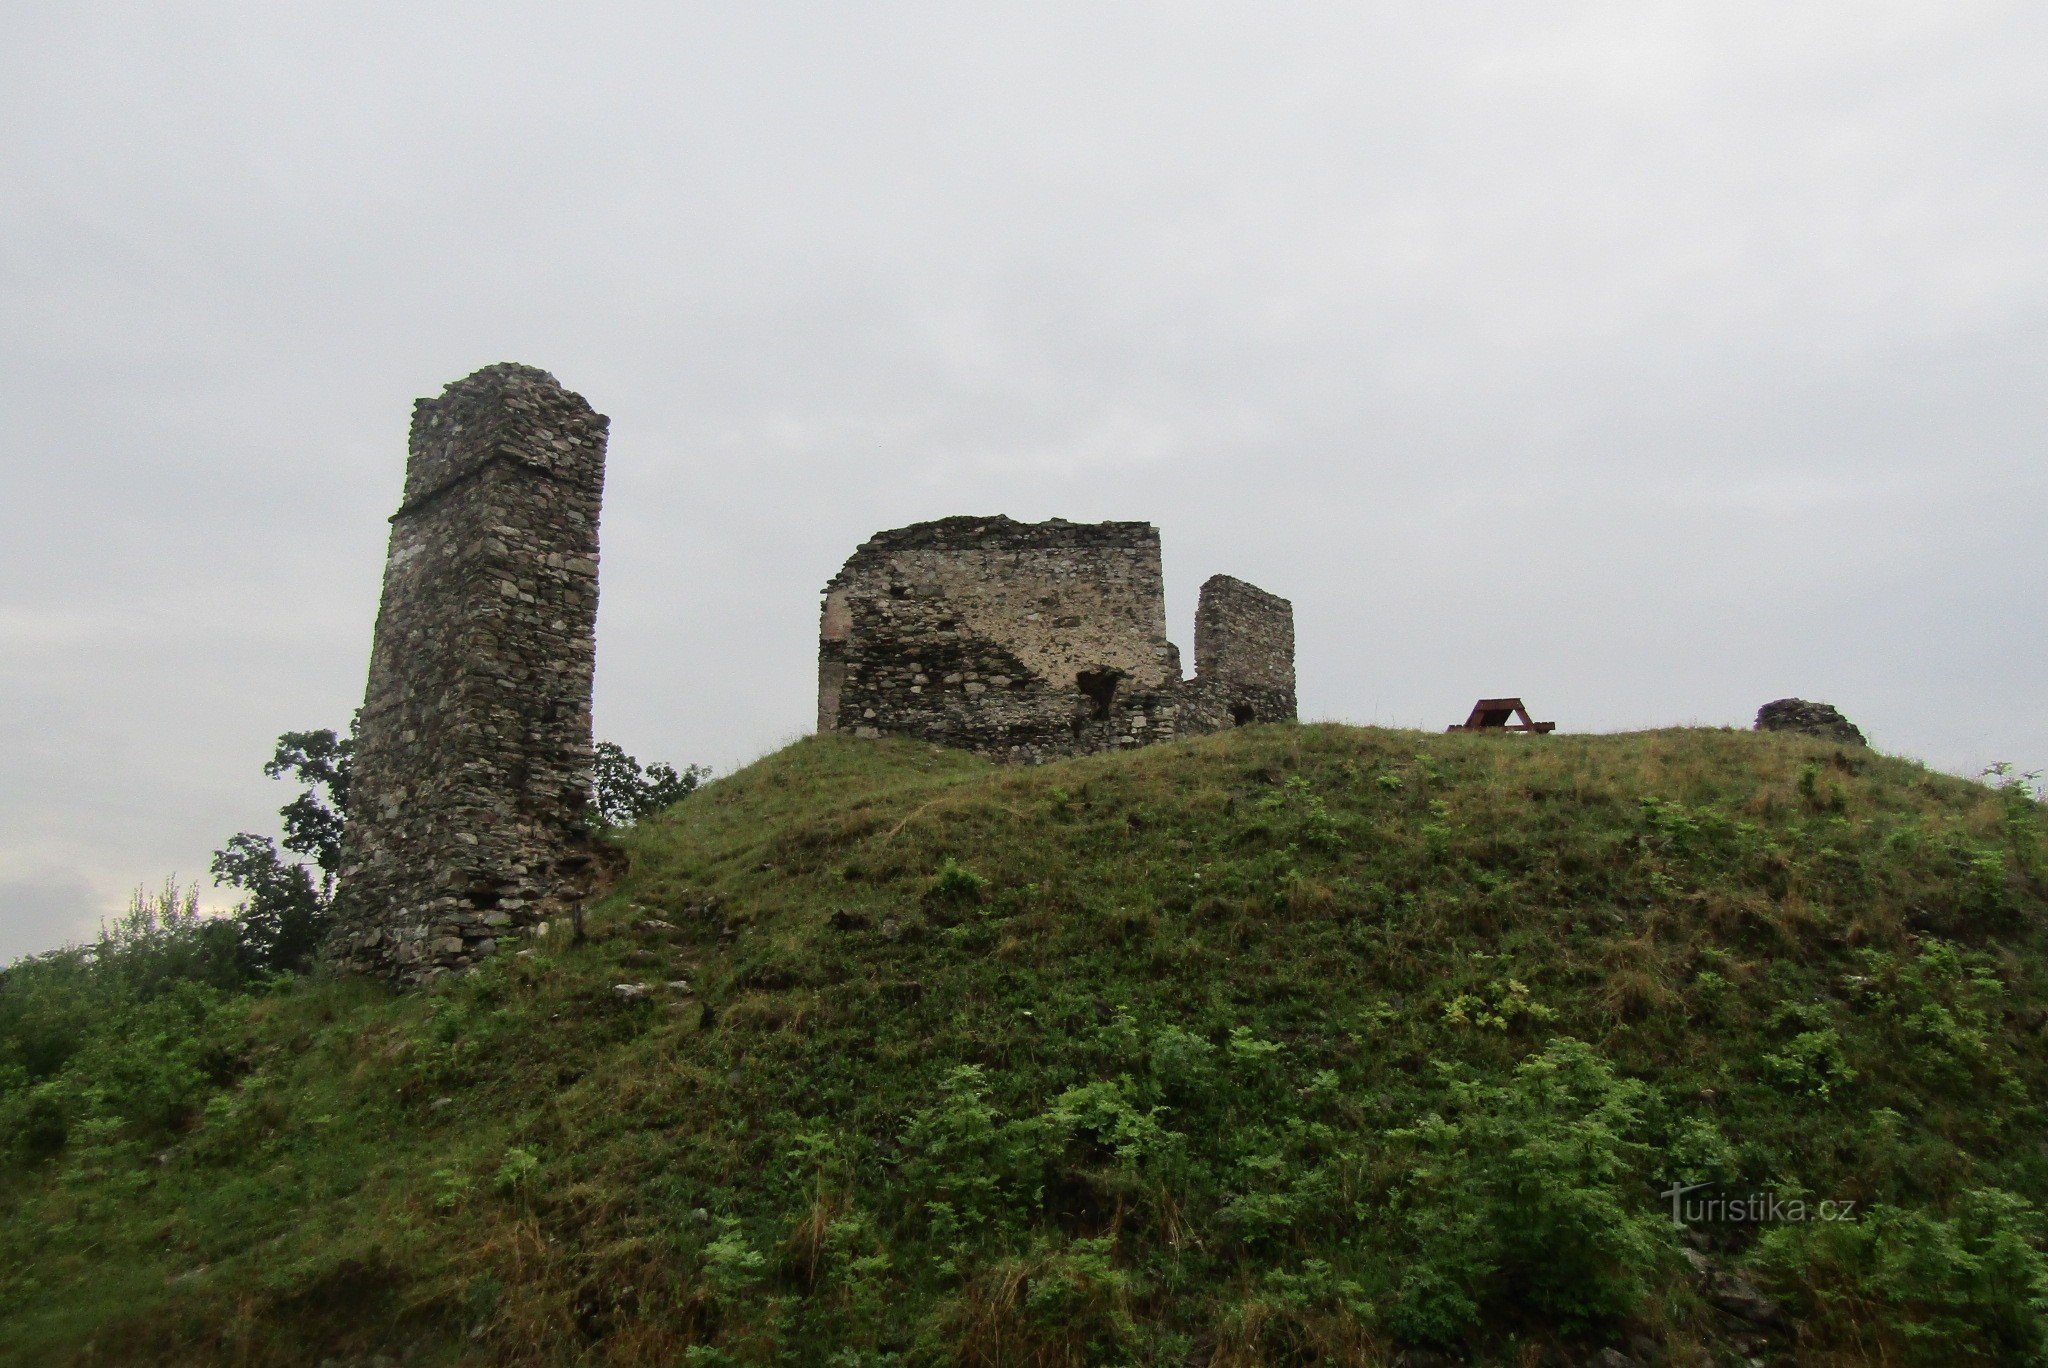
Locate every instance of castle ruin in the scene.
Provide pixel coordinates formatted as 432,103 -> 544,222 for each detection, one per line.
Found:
329,364 -> 608,982
818,516 -> 1294,761
328,373 -> 1296,983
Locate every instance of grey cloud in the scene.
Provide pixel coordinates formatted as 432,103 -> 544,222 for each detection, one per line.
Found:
0,870 -> 103,963
4,3 -> 2045,961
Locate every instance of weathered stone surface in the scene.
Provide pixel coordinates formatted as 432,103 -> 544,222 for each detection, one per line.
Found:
1755,698 -> 1866,746
817,516 -> 1295,762
328,364 -> 608,983
1186,573 -> 1297,727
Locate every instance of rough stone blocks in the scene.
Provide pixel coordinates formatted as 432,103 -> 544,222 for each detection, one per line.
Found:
1192,574 -> 1298,726
328,363 -> 608,983
818,516 -> 1295,762
1755,698 -> 1866,747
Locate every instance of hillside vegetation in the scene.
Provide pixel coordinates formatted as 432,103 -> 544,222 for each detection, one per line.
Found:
5,725 -> 2048,1365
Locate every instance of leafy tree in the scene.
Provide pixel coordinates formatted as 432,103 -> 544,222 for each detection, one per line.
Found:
208,834 -> 324,974
592,740 -> 709,827
210,725 -> 352,975
267,728 -> 352,888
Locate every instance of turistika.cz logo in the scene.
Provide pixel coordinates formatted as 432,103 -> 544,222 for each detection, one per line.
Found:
1661,1182 -> 1859,1228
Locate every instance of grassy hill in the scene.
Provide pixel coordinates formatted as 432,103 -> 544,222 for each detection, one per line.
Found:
5,724 -> 2048,1365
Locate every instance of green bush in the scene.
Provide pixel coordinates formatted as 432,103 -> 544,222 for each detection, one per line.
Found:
924,856 -> 991,907
0,881 -> 255,1165
0,976 -> 246,1164
1386,1038 -> 1672,1345
898,1065 -> 1049,1257
1760,1002 -> 1857,1098
1753,1186 -> 2048,1363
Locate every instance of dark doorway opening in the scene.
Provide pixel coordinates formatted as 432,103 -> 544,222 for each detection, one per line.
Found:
1230,702 -> 1255,726
1077,669 -> 1124,720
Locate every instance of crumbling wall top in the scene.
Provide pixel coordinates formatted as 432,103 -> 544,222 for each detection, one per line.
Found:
401,363 -> 610,514
828,516 -> 1161,585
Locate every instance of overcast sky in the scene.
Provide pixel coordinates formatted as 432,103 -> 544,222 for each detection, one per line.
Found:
3,3 -> 2044,962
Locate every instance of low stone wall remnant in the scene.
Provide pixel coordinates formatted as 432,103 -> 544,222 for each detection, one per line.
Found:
1755,698 -> 1866,747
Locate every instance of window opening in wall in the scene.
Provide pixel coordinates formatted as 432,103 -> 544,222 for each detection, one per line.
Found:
1077,669 -> 1124,720
1231,702 -> 1255,726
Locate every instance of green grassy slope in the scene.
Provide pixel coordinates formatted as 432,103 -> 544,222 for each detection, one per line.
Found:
6,725 -> 2048,1365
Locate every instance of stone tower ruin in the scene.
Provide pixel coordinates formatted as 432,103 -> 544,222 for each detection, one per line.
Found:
1193,574 -> 1297,724
329,364 -> 608,982
818,516 -> 1294,762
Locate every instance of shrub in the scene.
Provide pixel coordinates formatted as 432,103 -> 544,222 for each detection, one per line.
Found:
1760,1003 -> 1857,1099
700,1218 -> 768,1298
899,1065 -> 1048,1258
1257,775 -> 1343,850
0,880 -> 252,1163
925,857 -> 990,907
1753,1186 -> 2048,1363
1441,976 -> 1555,1032
492,1145 -> 541,1196
95,878 -> 246,997
1043,1078 -> 1178,1172
1386,1038 -> 1671,1345
1984,763 -> 2045,876
0,975 -> 245,1164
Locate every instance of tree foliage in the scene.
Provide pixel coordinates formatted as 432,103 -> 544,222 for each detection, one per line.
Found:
592,740 -> 709,827
265,728 -> 353,884
209,725 -> 352,975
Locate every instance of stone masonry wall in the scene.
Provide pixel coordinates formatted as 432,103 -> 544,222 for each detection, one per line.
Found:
818,516 -> 1295,762
1193,574 -> 1298,722
329,363 -> 608,983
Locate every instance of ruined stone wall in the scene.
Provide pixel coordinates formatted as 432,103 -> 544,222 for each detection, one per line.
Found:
818,516 -> 1295,762
1192,574 -> 1297,723
329,364 -> 607,982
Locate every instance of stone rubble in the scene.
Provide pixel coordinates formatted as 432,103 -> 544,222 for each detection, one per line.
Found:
1754,698 -> 1867,746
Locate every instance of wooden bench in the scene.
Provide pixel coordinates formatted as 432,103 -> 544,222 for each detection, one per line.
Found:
1447,697 -> 1555,734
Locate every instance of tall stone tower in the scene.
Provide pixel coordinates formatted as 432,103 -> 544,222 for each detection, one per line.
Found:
329,364 -> 608,982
